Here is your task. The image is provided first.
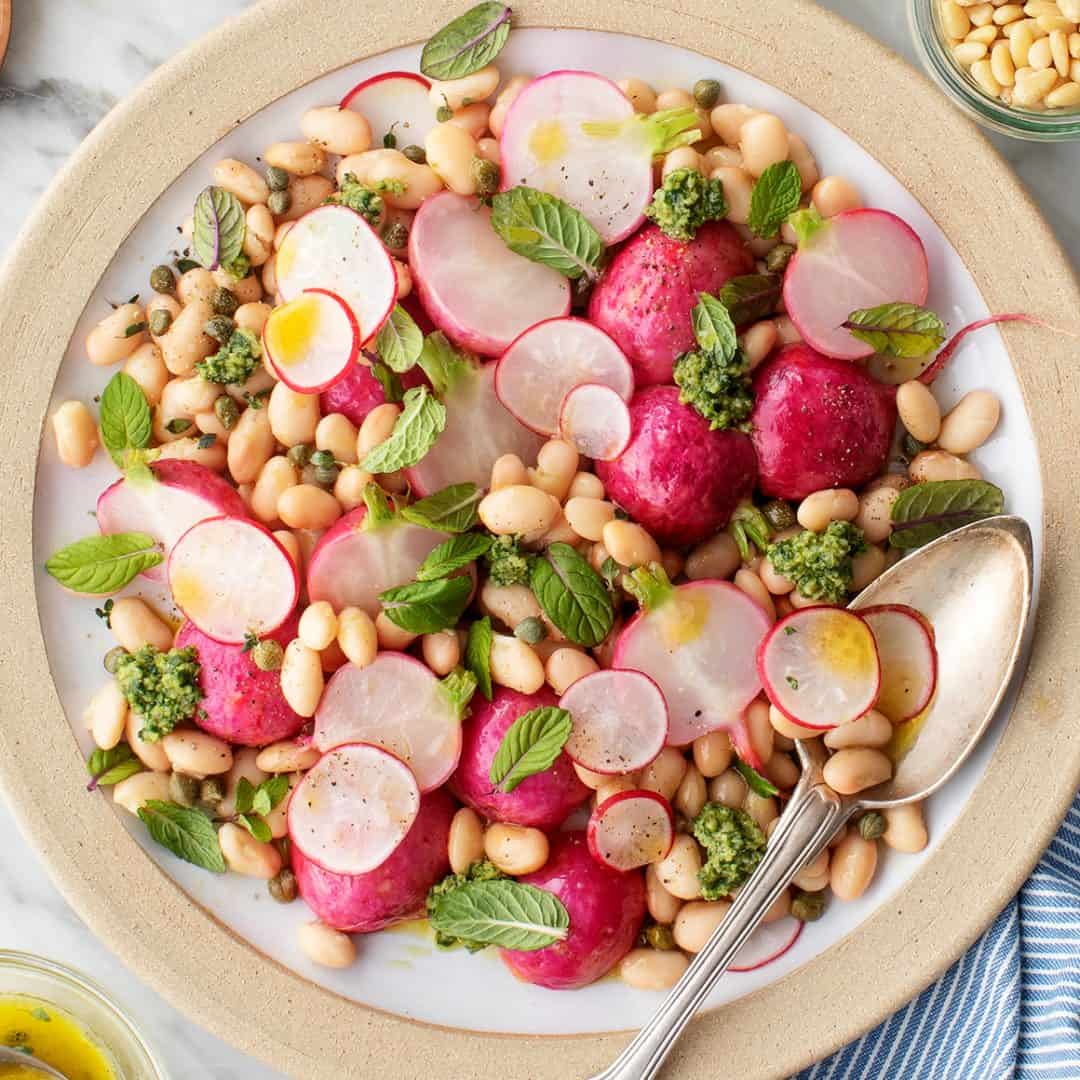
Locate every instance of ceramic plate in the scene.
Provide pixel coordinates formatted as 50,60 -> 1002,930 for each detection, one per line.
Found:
2,2 -> 1079,1077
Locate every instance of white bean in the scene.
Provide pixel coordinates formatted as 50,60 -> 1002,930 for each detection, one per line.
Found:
490,634 -> 545,693
338,607 -> 378,669
937,390 -> 1001,454
425,123 -> 479,196
656,834 -> 704,900
545,648 -> 599,695
256,740 -> 320,773
479,485 -> 560,541
302,105 -> 372,156
212,158 -> 269,204
484,823 -> 549,875
85,680 -> 128,750
797,488 -> 859,532
896,380 -> 942,444
281,639 -> 324,717
52,402 -> 99,468
162,730 -> 234,777
428,65 -> 500,111
219,822 -> 282,879
674,899 -> 732,951
113,771 -> 172,815
298,921 -> 356,968
620,948 -> 690,990
448,807 -> 486,874
822,747 -> 893,794
85,303 -> 146,366
110,597 -> 173,653
883,803 -> 929,853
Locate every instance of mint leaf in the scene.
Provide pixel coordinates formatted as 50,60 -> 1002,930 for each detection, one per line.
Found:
718,273 -> 782,327
237,813 -> 272,843
371,360 -> 404,403
255,774 -> 291,813
747,161 -> 802,239
401,483 -> 483,533
788,207 -> 825,248
530,543 -> 614,648
465,616 -> 494,701
734,758 -> 779,798
376,303 -> 424,373
86,744 -> 144,791
490,186 -> 604,281
138,800 -> 226,873
692,293 -> 738,362
234,776 -> 256,816
889,479 -> 1005,550
361,386 -> 447,473
843,303 -> 947,359
489,706 -> 573,793
416,533 -> 493,581
379,575 -> 473,634
417,332 -> 475,396
429,878 -> 570,950
192,186 -> 246,270
99,371 -> 152,467
46,532 -> 162,594
420,2 -> 512,81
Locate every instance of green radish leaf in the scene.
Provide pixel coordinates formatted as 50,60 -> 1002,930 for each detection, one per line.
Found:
622,563 -> 674,612
692,293 -> 738,362
788,207 -> 825,248
441,669 -> 478,715
490,186 -> 604,281
370,361 -> 405,403
86,744 -> 143,790
192,186 -> 246,270
581,108 -> 701,157
234,776 -> 256,816
489,706 -> 573,793
420,2 -> 512,81
99,371 -> 152,467
401,483 -> 483,533
747,161 -> 802,239
236,813 -> 272,843
531,542 -> 615,647
379,575 -> 473,634
376,303 -> 424,373
889,479 -> 1005,550
429,878 -> 570,950
843,303 -> 947,358
46,532 -> 162,595
734,758 -> 778,798
138,800 -> 226,873
718,273 -> 782,326
416,533 -> 494,581
361,482 -> 396,527
465,616 -> 494,701
361,386 -> 447,473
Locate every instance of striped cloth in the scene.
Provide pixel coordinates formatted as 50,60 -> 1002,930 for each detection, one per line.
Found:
797,790 -> 1080,1080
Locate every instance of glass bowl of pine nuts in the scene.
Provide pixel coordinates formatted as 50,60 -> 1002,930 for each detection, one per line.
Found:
909,0 -> 1080,139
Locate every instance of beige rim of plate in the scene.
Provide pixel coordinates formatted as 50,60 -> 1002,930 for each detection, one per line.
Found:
0,1 -> 1077,1077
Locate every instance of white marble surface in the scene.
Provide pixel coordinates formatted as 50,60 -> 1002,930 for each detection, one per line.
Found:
0,3 -> 1076,1078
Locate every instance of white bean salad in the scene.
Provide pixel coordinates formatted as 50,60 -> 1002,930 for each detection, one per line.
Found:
49,3 -> 1016,992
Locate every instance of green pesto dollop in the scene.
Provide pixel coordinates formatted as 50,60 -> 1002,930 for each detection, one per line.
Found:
196,327 -> 262,385
766,520 -> 868,604
692,802 -> 766,900
484,534 -> 532,587
115,645 -> 203,742
673,345 -> 754,432
426,859 -> 506,951
644,167 -> 728,242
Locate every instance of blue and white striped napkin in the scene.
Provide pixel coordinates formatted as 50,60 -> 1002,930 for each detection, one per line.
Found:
797,791 -> 1080,1079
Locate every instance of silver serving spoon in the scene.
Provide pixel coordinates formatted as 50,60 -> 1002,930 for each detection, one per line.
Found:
594,514 -> 1033,1080
0,1045 -> 67,1078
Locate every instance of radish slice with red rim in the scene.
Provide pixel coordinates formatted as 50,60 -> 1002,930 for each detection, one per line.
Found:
338,71 -> 437,148
560,669 -> 668,775
757,607 -> 881,730
287,742 -> 420,876
275,204 -> 397,344
167,516 -> 298,644
313,652 -> 463,792
559,383 -> 632,461
495,317 -> 633,436
586,789 -> 675,872
262,288 -> 359,393
729,916 -> 803,972
860,604 -> 937,723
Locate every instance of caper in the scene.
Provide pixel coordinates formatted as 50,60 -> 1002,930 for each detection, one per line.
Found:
791,890 -> 826,922
645,924 -> 676,951
401,144 -> 426,164
268,188 -> 292,216
902,432 -> 928,459
214,394 -> 240,430
199,776 -> 225,808
148,308 -> 173,336
211,286 -> 239,317
471,156 -> 500,199
251,639 -> 285,672
149,264 -> 176,294
761,498 -> 796,531
693,78 -> 722,110
310,449 -> 336,469
204,315 -> 235,343
314,464 -> 340,488
287,443 -> 313,469
381,221 -> 409,250
514,616 -> 547,645
436,104 -> 453,123
165,417 -> 192,435
765,243 -> 796,274
857,811 -> 887,841
268,867 -> 298,904
169,771 -> 201,807
265,165 -> 290,192
103,645 -> 128,674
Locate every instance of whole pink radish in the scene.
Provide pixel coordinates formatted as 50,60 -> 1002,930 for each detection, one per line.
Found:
595,385 -> 757,546
291,787 -> 455,933
750,343 -> 896,500
587,220 -> 753,386
449,687 -> 590,830
500,832 -> 646,989
176,612 -> 305,747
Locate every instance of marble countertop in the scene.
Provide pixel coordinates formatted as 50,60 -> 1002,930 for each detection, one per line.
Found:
0,3 -> 1076,1078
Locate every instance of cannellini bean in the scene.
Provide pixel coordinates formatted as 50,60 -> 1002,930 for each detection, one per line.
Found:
156,435 -> 227,472
86,302 -> 146,366
595,776 -> 637,805
233,301 -> 271,337
937,390 -> 1001,454
686,532 -> 741,580
489,75 -> 530,136
991,39 -> 1018,85
883,803 -> 929,853
298,600 -> 338,651
545,648 -> 599,694
212,158 -> 269,204
702,146 -> 743,171
159,299 -> 215,375
572,762 -> 610,790
744,700 -> 775,765
218,821 -> 283,879
744,790 -> 779,830
485,823 -> 549,875
334,465 -> 374,510
448,807 -> 486,874
126,710 -> 171,772
475,136 -> 500,164
251,456 -> 298,523
161,374 -> 221,420
278,175 -> 335,221
491,453 -> 529,490
336,148 -> 442,210
710,165 -> 753,224
110,597 -> 173,653
829,832 -> 878,900
51,401 -> 99,468
739,113 -> 789,176
620,948 -> 690,990
375,610 -> 417,651
479,485 -> 560,540
428,65 -> 500,111
740,320 -> 778,369
256,740 -> 320,773
758,556 -> 795,595
710,103 -> 759,145
909,449 -> 980,483
734,568 -> 776,622
448,101 -> 492,139
177,267 -> 216,306
298,921 -> 356,968
302,105 -> 372,156
850,544 -> 886,591
227,403 -> 275,485
763,751 -> 801,790
265,140 -> 327,177
278,484 -> 342,531
242,203 -> 275,267
268,381 -> 320,447
674,763 -> 707,820
943,1 -> 972,38
645,863 -> 683,923
824,708 -> 892,750
529,439 -> 580,501
123,344 -> 170,408
656,834 -> 704,900
490,634 -> 545,693
617,77 -> 658,113
425,122 -> 479,196
896,380 -> 943,443
692,731 -> 733,778
274,530 -> 302,570
640,747 -> 689,802
674,899 -> 732,951
85,680 -> 128,750
602,519 -> 662,568
855,484 -> 902,545
356,402 -> 401,457
162,730 -> 233,777
480,581 -> 544,631
954,40 -> 990,65
1047,80 -> 1080,105
797,488 -> 859,532
392,258 -> 413,299
113,771 -> 172,816
337,607 -> 379,668
822,747 -> 893,794
662,146 -> 703,179
768,703 -> 816,741
421,630 -> 461,676
708,769 -> 748,808
811,176 -> 861,217
217,750 -> 269,819
786,132 -> 819,192
1012,66 -> 1058,103
281,639 -> 324,717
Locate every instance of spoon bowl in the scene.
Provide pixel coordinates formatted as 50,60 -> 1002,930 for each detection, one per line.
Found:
0,1045 -> 67,1079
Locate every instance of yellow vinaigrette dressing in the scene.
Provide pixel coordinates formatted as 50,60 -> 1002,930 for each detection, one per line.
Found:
0,997 -> 115,1080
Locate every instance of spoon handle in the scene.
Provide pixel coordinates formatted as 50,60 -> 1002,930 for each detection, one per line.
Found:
591,775 -> 850,1080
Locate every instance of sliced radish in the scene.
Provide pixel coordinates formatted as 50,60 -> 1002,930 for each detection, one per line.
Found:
860,604 -> 938,723
729,916 -> 803,972
276,203 -> 397,344
586,790 -> 675,872
313,652 -> 463,792
782,209 -> 929,361
262,288 -> 359,393
500,71 -> 653,244
560,669 -> 668,775
613,580 -> 770,752
757,607 -> 881,731
559,383 -> 632,461
167,516 -> 298,644
96,459 -> 247,583
495,317 -> 633,436
409,192 -> 570,356
288,742 -> 420,876
404,359 -> 545,495
339,71 -> 437,148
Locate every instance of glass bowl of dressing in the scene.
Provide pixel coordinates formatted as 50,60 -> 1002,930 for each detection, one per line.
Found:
0,953 -> 165,1080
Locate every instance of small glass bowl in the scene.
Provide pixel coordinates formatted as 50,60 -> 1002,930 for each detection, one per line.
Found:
908,0 -> 1080,141
0,952 -> 166,1079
